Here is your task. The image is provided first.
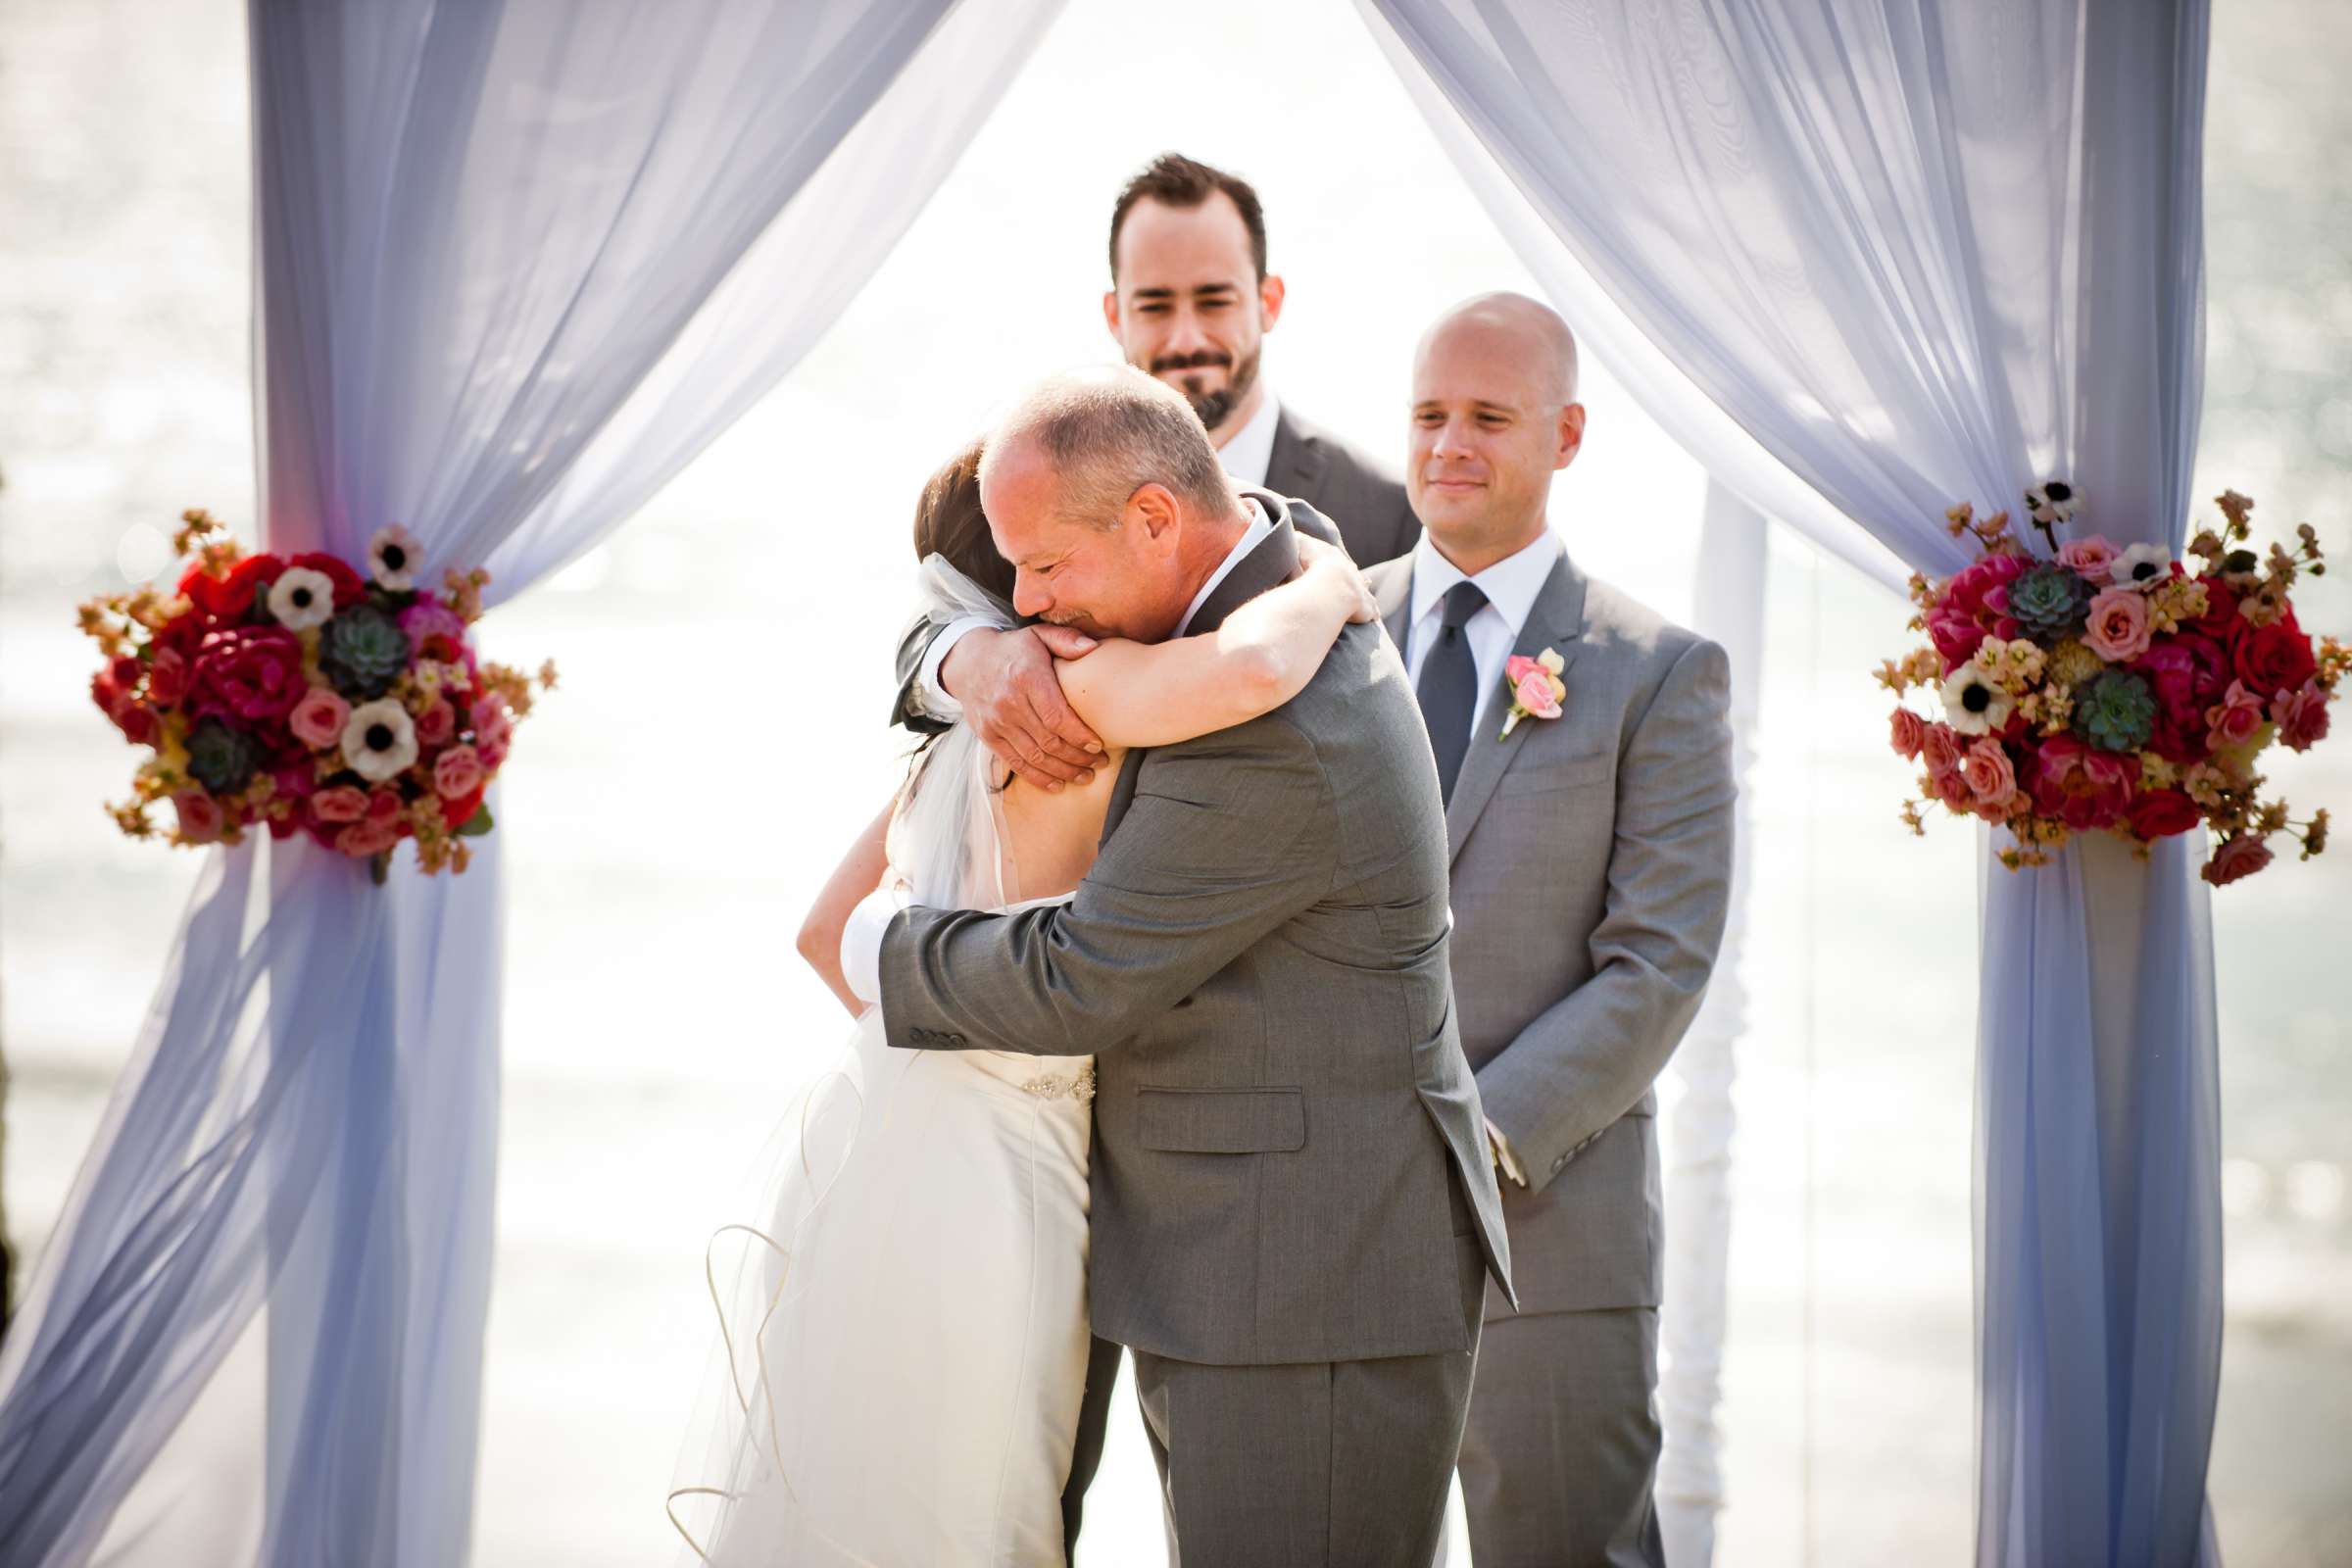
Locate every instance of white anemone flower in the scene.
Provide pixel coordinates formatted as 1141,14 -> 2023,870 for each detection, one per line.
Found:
266,565 -> 337,630
2026,480 -> 2080,527
2110,541 -> 2175,593
342,698 -> 419,783
1940,664 -> 2015,737
367,523 -> 423,591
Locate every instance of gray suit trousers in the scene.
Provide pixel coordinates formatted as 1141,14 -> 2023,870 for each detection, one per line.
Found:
1135,1186 -> 1487,1568
1457,1306 -> 1666,1568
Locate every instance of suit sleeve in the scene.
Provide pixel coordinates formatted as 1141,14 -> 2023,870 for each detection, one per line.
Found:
890,613 -> 952,736
1475,637 -> 1736,1191
877,717 -> 1336,1056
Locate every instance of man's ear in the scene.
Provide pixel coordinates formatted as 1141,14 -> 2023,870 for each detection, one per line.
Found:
1102,289 -> 1123,341
1556,403 -> 1587,469
1127,482 -> 1182,546
1257,272 -> 1287,332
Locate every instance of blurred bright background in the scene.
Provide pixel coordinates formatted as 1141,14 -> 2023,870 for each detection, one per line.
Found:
3,0 -> 2346,1562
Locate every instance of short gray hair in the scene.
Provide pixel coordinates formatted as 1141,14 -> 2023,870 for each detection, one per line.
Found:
985,366 -> 1236,528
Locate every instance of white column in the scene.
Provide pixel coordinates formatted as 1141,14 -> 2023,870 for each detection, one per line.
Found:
1658,481 -> 1766,1566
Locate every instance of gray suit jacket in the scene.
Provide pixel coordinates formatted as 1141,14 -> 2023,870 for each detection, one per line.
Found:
889,405 -> 1416,734
1368,550 -> 1734,1319
880,494 -> 1512,1367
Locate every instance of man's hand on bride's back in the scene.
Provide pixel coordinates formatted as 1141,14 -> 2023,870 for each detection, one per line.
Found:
939,624 -> 1106,792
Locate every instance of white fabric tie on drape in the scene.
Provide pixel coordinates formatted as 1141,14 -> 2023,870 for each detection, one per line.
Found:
0,3 -> 1064,1563
1361,2 -> 2219,1562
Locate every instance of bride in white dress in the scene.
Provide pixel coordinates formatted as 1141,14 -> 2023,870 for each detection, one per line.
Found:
669,441 -> 1373,1566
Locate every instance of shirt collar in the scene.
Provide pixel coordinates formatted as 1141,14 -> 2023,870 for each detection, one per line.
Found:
1177,496 -> 1274,636
1214,389 -> 1282,489
1409,527 -> 1564,637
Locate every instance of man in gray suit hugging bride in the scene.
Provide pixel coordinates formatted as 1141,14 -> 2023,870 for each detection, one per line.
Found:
1374,293 -> 1736,1567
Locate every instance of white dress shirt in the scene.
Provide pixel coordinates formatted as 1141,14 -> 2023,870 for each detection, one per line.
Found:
1214,389 -> 1282,490
846,501 -> 1279,1007
911,392 -> 1283,719
1402,527 -> 1567,753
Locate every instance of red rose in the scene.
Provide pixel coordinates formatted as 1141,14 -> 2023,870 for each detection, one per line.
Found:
178,554 -> 287,621
441,784 -> 486,833
288,551 -> 367,610
2127,789 -> 2201,841
2186,576 -> 2238,638
147,646 -> 191,707
151,610 -> 207,664
189,626 -> 309,725
2229,611 -> 2317,698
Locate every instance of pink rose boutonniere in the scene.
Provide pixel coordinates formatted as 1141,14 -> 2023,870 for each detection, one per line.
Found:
1500,649 -> 1567,738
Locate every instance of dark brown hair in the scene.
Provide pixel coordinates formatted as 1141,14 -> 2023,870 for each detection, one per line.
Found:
912,437 -> 1017,605
1107,152 -> 1268,282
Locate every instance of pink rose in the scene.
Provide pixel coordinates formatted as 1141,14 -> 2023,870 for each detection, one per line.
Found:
1889,708 -> 1927,760
1513,669 -> 1562,720
288,686 -> 351,751
335,818 -> 400,858
311,785 -> 369,824
2082,587 -> 2153,664
1922,722 -> 1964,783
414,697 -> 456,749
2205,679 -> 2266,748
1504,655 -> 1538,684
2271,680 -> 2330,753
433,743 -> 485,801
367,787 -> 403,824
1960,738 -> 2018,810
471,694 -> 513,759
172,790 -> 223,843
2201,834 -> 2275,888
2056,534 -> 2122,586
147,647 -> 190,708
189,626 -> 309,726
2028,734 -> 2135,832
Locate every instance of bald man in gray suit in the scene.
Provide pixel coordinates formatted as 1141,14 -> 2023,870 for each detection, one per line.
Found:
1370,296 -> 1734,1567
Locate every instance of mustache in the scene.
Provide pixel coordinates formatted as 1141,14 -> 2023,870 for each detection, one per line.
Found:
1149,349 -> 1233,374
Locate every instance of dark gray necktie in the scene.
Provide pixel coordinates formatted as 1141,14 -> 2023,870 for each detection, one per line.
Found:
1416,580 -> 1488,805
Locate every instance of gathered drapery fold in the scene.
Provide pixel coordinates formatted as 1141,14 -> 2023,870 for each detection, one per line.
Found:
0,2 -> 1064,1561
1362,2 -> 2219,1560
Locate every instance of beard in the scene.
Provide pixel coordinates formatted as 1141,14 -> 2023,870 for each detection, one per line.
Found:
1147,343 -> 1261,434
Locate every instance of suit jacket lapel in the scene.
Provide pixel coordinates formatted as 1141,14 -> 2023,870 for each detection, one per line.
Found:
1374,559 -> 1412,652
1443,554 -> 1588,864
1264,409 -> 1327,502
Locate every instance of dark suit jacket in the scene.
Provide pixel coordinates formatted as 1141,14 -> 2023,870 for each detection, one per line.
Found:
879,494 -> 1510,1367
890,404 -> 1418,734
1263,406 -> 1419,568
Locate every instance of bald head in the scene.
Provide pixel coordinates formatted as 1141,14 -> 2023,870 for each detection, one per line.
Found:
1415,291 -> 1578,404
979,366 -> 1247,642
1407,292 -> 1587,573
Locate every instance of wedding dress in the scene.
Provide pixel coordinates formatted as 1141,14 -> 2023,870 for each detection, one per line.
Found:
670,560 -> 1095,1567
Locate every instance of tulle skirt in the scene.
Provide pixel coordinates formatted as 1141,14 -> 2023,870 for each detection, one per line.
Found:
671,1008 -> 1094,1567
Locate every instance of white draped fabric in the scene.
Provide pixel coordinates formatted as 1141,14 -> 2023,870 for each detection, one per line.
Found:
1361,1 -> 2218,1562
0,2 -> 1061,1562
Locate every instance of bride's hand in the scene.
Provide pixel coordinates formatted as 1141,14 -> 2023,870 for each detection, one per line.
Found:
1296,533 -> 1378,624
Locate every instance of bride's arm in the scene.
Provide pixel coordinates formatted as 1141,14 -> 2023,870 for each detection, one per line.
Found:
1054,534 -> 1376,749
797,798 -> 897,1016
